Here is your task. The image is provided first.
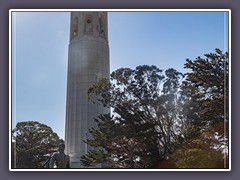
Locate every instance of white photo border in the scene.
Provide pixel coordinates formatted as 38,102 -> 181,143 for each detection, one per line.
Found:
9,9 -> 231,172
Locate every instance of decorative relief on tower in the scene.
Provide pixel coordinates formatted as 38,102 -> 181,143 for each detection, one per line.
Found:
84,15 -> 93,33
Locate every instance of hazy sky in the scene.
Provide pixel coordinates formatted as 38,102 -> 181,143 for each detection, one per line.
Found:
11,10 -> 229,139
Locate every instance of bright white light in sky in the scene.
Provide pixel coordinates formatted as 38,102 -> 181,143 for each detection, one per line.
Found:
11,10 -> 229,139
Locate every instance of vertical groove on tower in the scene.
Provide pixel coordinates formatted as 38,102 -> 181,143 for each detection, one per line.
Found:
65,12 -> 109,168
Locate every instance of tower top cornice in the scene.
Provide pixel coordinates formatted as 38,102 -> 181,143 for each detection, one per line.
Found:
70,12 -> 108,42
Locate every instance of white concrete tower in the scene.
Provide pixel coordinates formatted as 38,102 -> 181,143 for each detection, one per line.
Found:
65,12 -> 109,168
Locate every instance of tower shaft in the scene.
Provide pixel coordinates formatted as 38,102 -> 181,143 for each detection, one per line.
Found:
65,12 -> 109,168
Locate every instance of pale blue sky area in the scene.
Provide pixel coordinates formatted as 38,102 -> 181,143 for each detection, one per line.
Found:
12,11 -> 229,139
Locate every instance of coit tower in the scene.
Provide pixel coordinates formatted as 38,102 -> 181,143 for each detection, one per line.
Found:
65,12 -> 109,168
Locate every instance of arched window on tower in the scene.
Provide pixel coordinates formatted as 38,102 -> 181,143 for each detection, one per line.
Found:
71,17 -> 78,39
98,13 -> 105,38
84,15 -> 93,33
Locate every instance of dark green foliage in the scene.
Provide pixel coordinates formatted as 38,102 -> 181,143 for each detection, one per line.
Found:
81,149 -> 109,167
180,48 -> 229,137
81,114 -> 160,168
83,65 -> 184,168
12,121 -> 63,168
165,48 -> 229,168
155,122 -> 228,169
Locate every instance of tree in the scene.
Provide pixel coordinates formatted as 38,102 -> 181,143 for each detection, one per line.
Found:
166,49 -> 229,168
155,122 -> 228,169
12,121 -> 63,168
81,114 -> 160,168
180,48 -> 229,137
152,49 -> 229,169
81,65 -> 184,168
